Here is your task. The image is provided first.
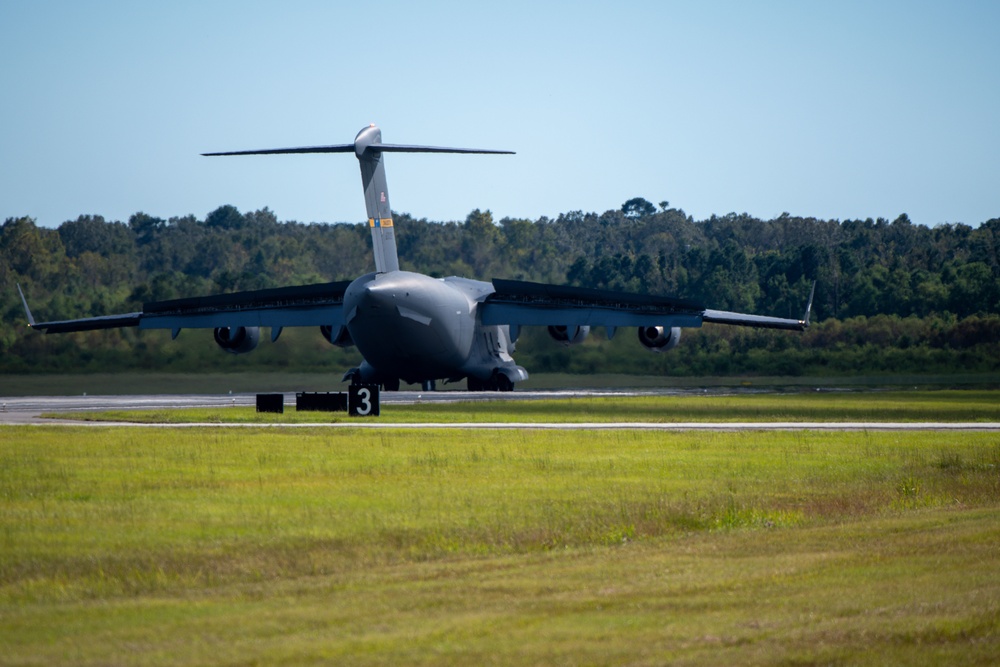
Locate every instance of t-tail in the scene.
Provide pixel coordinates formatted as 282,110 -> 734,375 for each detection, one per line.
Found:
203,124 -> 513,274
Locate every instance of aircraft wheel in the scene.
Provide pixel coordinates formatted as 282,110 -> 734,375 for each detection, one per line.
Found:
382,378 -> 400,392
467,376 -> 484,391
421,379 -> 436,391
495,374 -> 514,392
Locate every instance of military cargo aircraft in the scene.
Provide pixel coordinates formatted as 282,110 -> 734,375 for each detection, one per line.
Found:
19,124 -> 813,391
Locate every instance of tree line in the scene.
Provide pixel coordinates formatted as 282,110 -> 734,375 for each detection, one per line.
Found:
2,199 -> 998,376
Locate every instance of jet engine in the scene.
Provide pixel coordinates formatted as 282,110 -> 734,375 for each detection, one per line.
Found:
547,324 -> 590,346
213,326 -> 260,354
637,325 -> 681,352
320,324 -> 354,348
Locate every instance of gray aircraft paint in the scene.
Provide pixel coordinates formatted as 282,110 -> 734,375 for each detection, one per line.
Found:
354,125 -> 399,273
19,125 -> 810,391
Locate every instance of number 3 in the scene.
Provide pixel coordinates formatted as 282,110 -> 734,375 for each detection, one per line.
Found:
356,387 -> 372,415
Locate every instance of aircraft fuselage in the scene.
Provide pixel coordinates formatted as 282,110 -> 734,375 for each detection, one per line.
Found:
19,124 -> 809,393
343,271 -> 525,387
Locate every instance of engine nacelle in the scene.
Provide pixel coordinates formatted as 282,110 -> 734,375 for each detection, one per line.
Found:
320,324 -> 354,348
637,325 -> 681,352
547,324 -> 590,346
213,326 -> 260,354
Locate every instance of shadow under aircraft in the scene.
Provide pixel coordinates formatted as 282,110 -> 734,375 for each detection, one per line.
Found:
20,124 -> 813,391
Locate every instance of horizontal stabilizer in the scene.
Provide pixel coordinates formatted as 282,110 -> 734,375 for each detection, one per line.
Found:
203,144 -> 513,157
375,144 -> 514,155
203,125 -> 514,275
202,145 -> 355,156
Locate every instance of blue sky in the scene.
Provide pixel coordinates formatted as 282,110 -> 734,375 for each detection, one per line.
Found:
2,1 -> 998,228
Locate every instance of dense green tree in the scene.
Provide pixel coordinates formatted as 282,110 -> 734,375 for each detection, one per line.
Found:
621,197 -> 656,218
128,212 -> 166,244
205,205 -> 244,230
59,215 -> 135,259
3,203 -> 999,375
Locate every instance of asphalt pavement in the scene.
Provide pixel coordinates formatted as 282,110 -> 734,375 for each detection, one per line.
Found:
1,391 -> 997,430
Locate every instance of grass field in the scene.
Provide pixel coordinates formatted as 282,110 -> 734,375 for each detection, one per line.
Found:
2,397 -> 1000,664
46,389 -> 1000,424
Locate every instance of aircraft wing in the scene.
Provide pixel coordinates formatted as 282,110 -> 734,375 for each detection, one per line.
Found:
480,279 -> 810,331
19,281 -> 351,334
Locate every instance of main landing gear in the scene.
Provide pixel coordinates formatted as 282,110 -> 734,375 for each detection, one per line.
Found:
359,377 -> 431,391
467,372 -> 514,392
345,369 -> 401,392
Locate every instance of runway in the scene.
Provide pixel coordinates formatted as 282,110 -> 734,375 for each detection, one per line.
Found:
0,389 -> 675,424
1,391 -> 998,430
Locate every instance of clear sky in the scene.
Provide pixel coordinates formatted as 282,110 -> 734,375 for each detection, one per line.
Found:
2,1 -> 998,229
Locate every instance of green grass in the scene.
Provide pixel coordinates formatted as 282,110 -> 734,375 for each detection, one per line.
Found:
44,389 -> 1000,423
1,424 -> 999,664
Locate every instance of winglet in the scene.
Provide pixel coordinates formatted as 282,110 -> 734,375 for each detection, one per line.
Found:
16,284 -> 36,327
802,281 -> 816,328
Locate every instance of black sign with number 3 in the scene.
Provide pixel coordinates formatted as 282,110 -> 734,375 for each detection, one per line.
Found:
348,384 -> 380,417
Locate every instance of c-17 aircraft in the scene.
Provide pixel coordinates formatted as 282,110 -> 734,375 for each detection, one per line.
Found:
19,124 -> 813,391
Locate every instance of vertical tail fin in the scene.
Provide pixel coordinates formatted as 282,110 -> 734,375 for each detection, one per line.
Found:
203,124 -> 513,274
354,125 -> 399,273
